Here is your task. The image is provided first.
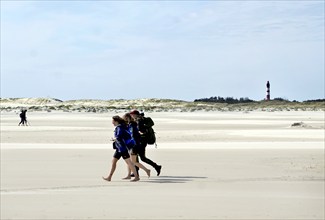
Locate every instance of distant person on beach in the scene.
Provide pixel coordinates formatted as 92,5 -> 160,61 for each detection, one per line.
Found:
130,110 -> 162,176
102,116 -> 139,182
18,109 -> 28,126
122,113 -> 151,179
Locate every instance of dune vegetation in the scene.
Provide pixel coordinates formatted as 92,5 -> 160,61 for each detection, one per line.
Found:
0,97 -> 324,113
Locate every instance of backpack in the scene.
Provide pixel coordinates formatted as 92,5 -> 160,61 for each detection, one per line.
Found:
143,117 -> 157,146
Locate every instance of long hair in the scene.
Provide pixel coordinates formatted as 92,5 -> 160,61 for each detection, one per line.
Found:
112,115 -> 126,125
123,113 -> 134,123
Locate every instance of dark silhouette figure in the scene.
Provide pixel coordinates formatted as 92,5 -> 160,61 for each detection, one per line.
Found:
18,109 -> 28,126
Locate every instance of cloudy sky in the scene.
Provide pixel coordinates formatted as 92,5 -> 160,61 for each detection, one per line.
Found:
1,1 -> 324,101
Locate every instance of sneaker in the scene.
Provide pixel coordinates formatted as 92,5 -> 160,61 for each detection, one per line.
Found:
155,165 -> 162,176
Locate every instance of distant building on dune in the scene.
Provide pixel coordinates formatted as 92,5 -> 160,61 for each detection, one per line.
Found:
266,81 -> 270,101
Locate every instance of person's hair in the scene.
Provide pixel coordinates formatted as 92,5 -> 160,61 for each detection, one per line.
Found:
130,109 -> 140,115
123,113 -> 134,123
112,115 -> 126,125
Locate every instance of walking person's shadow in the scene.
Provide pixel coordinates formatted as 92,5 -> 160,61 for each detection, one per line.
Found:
142,176 -> 207,184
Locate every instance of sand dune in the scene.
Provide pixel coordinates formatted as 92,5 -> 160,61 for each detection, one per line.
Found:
1,97 -> 324,112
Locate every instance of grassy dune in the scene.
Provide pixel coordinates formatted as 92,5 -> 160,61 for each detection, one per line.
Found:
0,97 -> 324,113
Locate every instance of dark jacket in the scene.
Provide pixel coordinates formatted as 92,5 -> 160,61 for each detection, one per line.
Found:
136,117 -> 149,146
128,121 -> 141,145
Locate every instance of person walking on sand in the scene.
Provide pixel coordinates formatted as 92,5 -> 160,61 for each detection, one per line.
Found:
130,110 -> 162,176
102,116 -> 140,182
18,109 -> 28,126
122,113 -> 151,179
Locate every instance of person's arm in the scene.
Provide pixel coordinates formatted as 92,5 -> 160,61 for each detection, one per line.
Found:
114,126 -> 124,142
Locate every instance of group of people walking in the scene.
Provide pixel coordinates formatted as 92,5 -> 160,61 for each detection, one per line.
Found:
103,110 -> 162,182
18,109 -> 28,126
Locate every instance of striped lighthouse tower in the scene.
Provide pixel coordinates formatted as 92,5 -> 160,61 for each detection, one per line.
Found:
266,81 -> 270,101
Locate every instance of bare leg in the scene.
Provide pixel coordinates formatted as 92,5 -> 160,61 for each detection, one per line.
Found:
124,158 -> 139,182
123,151 -> 133,180
103,158 -> 119,181
131,155 -> 150,178
123,166 -> 132,180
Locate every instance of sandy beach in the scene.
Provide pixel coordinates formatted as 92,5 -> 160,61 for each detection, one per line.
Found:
1,111 -> 324,219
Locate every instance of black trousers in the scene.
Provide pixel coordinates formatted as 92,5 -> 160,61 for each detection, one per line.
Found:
137,141 -> 159,170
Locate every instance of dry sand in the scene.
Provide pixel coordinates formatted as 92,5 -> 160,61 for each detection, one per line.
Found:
1,111 -> 324,219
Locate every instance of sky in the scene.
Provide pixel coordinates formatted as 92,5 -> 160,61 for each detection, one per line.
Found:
1,1 -> 324,101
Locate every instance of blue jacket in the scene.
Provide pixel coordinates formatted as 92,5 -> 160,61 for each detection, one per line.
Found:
114,124 -> 131,153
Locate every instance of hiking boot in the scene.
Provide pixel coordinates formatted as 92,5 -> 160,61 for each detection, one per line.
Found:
155,165 -> 162,176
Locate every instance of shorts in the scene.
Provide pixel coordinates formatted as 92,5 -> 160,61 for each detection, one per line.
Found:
129,144 -> 143,155
113,150 -> 130,160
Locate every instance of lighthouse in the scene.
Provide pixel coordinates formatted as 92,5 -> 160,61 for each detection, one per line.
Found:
266,81 -> 270,101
